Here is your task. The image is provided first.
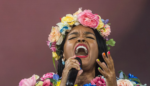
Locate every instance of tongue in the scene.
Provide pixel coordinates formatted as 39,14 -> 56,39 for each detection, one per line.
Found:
76,48 -> 87,55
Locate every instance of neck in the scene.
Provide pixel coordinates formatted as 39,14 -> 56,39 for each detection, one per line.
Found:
75,67 -> 95,86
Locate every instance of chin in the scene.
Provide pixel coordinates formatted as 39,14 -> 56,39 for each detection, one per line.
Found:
80,59 -> 90,69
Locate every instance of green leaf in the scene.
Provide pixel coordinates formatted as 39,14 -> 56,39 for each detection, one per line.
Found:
62,35 -> 66,38
107,23 -> 111,25
52,57 -> 57,73
50,79 -> 57,86
56,50 -> 61,56
107,46 -> 110,51
118,70 -> 128,79
49,42 -> 52,48
130,78 -> 141,84
106,39 -> 116,46
56,45 -> 61,50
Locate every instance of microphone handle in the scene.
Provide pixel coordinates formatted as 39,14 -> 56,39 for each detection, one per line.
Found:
66,57 -> 82,86
66,68 -> 78,86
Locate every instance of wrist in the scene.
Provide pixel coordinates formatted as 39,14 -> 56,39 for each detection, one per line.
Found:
62,68 -> 69,75
60,69 -> 69,86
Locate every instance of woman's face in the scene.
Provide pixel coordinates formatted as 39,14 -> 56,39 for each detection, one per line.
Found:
63,25 -> 98,70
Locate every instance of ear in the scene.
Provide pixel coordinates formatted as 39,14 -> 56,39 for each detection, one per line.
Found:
62,53 -> 65,60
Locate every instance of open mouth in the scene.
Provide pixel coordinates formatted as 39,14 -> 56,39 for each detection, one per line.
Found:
75,44 -> 88,58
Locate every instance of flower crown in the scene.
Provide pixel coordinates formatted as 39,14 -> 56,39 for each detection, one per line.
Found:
47,8 -> 116,61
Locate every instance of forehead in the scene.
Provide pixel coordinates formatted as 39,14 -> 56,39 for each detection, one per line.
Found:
68,25 -> 95,34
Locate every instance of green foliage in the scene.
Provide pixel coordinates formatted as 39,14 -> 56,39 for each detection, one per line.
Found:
107,23 -> 111,25
130,78 -> 141,84
106,39 -> 116,46
49,43 -> 52,48
107,46 -> 110,51
56,45 -> 61,56
56,50 -> 61,56
106,39 -> 116,50
52,57 -> 57,73
118,70 -> 128,79
50,79 -> 57,86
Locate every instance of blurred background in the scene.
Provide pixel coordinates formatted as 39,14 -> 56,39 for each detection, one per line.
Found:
0,0 -> 150,85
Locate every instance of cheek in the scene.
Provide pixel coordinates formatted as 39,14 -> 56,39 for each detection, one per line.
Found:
89,41 -> 99,59
63,41 -> 75,59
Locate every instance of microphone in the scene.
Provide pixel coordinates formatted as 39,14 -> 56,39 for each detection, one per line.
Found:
66,57 -> 82,86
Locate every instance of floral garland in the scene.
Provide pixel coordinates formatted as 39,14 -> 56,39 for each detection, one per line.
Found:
19,71 -> 147,86
47,8 -> 116,61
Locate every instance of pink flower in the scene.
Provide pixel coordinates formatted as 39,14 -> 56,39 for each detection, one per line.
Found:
50,47 -> 56,52
43,79 -> 52,86
48,26 -> 61,43
77,10 -> 99,29
47,41 -> 56,52
100,24 -> 111,37
91,76 -> 106,86
50,42 -> 57,52
19,75 -> 36,86
40,72 -> 54,81
47,41 -> 50,46
117,79 -> 133,86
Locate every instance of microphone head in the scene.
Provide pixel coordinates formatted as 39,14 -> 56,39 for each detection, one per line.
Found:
75,57 -> 82,69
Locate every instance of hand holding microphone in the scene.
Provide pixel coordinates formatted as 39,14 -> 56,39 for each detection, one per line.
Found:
66,57 -> 82,86
60,56 -> 83,86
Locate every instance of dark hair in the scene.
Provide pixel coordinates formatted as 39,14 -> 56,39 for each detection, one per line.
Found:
57,28 -> 108,77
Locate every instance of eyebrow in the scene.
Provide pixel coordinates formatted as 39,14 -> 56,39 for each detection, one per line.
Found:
68,32 -> 79,36
68,31 -> 95,36
84,32 -> 95,36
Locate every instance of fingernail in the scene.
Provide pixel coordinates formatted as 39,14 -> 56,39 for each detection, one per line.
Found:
79,63 -> 81,65
97,59 -> 100,62
102,52 -> 105,56
80,67 -> 82,70
98,67 -> 101,70
108,51 -> 110,54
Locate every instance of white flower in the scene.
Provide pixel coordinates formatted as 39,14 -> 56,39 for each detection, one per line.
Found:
73,7 -> 82,15
117,79 -> 133,86
56,35 -> 63,45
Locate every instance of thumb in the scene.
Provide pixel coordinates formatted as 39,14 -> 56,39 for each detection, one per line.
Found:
77,69 -> 83,77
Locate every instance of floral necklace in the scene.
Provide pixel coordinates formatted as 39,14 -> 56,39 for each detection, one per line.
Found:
19,71 -> 146,86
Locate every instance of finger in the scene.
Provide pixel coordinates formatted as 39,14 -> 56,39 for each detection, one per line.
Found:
65,62 -> 80,70
70,58 -> 80,65
71,55 -> 76,58
107,51 -> 114,64
77,69 -> 83,77
66,56 -> 80,65
96,59 -> 109,72
70,62 -> 81,70
107,51 -> 114,70
98,67 -> 108,78
102,52 -> 111,69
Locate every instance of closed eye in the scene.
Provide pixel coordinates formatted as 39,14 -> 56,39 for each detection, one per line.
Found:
86,37 -> 95,40
68,37 -> 77,40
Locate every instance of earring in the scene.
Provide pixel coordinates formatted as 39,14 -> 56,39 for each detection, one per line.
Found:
62,59 -> 65,65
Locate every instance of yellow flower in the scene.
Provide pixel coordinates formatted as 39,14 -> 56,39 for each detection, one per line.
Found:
56,80 -> 61,86
97,16 -> 104,31
56,80 -> 78,86
61,14 -> 77,26
35,81 -> 43,86
52,52 -> 60,60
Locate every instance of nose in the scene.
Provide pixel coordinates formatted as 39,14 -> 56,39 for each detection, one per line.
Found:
78,38 -> 85,42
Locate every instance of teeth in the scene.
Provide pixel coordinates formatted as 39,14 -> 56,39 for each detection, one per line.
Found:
76,46 -> 87,54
